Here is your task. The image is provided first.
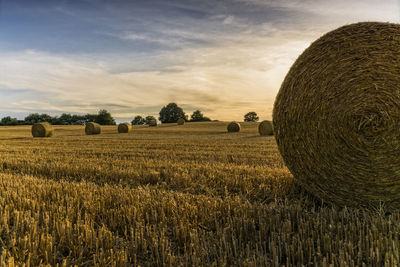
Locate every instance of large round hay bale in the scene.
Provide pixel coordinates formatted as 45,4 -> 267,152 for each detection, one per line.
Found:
85,122 -> 101,135
177,118 -> 185,125
273,22 -> 400,209
227,122 -> 240,132
148,120 -> 157,127
258,120 -> 273,136
118,122 -> 132,133
31,122 -> 54,137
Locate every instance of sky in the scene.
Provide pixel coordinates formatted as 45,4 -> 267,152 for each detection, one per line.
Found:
0,0 -> 399,122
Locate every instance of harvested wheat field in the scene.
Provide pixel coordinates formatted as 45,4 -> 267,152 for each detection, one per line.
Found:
0,122 -> 398,266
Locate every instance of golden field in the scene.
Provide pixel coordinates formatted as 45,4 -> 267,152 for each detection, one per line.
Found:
0,122 -> 398,266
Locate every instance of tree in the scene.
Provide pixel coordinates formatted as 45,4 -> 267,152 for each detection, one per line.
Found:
159,103 -> 187,123
94,109 -> 116,125
145,115 -> 156,124
71,114 -> 87,125
24,113 -> 52,124
58,113 -> 73,125
131,115 -> 146,125
244,112 -> 259,122
190,110 -> 211,122
0,116 -> 19,126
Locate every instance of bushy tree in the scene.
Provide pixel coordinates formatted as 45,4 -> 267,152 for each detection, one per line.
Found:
131,115 -> 146,125
94,109 -> 116,125
145,115 -> 156,124
159,103 -> 187,123
244,112 -> 259,122
190,110 -> 211,122
0,116 -> 19,126
57,113 -> 73,125
24,113 -> 53,124
14,110 -> 117,125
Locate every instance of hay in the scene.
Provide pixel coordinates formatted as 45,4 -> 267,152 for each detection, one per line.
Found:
227,122 -> 240,132
177,118 -> 185,125
85,122 -> 101,135
148,120 -> 157,127
258,120 -> 273,136
118,122 -> 132,133
32,122 -> 54,137
273,22 -> 400,209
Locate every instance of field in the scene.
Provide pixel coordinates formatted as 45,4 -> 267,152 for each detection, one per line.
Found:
0,122 -> 398,266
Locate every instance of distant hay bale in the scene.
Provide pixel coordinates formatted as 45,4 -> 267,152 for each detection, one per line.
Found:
273,22 -> 400,209
258,120 -> 273,136
31,122 -> 54,138
85,122 -> 101,135
227,122 -> 240,132
177,118 -> 185,125
148,120 -> 157,127
118,122 -> 132,133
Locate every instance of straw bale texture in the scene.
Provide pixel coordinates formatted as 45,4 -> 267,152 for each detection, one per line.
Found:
85,122 -> 101,135
118,122 -> 132,133
148,120 -> 157,127
177,118 -> 185,125
31,122 -> 54,138
273,22 -> 400,209
258,120 -> 273,136
227,122 -> 240,132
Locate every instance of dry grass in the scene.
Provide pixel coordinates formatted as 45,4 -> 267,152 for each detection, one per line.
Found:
31,122 -> 54,138
258,120 -> 273,136
227,121 -> 241,132
273,22 -> 400,209
177,118 -> 185,125
118,122 -> 132,133
0,122 -> 398,266
85,122 -> 101,135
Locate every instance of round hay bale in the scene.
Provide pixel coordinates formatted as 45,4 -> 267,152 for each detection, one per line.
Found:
273,22 -> 400,209
227,121 -> 240,132
31,122 -> 54,138
85,122 -> 101,135
118,122 -> 132,133
258,120 -> 273,136
177,118 -> 185,125
148,120 -> 157,127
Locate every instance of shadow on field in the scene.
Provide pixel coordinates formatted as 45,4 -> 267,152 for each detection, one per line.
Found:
0,137 -> 31,140
242,135 -> 272,139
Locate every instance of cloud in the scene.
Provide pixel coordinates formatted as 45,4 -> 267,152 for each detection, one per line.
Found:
1,0 -> 399,121
0,23 -> 309,121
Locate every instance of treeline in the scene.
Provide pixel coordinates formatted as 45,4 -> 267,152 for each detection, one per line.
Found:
132,103 -> 211,125
0,103 -> 213,126
0,103 -> 267,127
0,103 -> 211,126
0,110 -> 115,126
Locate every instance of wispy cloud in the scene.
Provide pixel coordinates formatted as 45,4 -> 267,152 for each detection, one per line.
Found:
0,0 -> 399,121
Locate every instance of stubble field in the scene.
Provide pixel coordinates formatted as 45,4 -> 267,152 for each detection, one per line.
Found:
0,122 -> 398,266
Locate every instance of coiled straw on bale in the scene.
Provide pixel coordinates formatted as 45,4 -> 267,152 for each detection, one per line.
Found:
227,122 -> 240,132
177,118 -> 185,125
258,120 -> 273,136
32,122 -> 54,137
118,122 -> 132,133
273,22 -> 400,209
85,122 -> 101,135
148,120 -> 157,127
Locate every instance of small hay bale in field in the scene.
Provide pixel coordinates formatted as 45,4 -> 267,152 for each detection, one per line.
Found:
227,122 -> 240,132
258,120 -> 273,136
273,22 -> 400,209
177,118 -> 185,125
31,122 -> 54,137
148,120 -> 157,127
118,122 -> 132,133
85,122 -> 101,135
